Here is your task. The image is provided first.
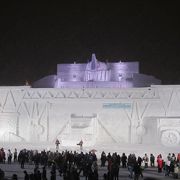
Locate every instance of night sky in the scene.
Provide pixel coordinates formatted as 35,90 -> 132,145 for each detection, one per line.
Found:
0,1 -> 180,86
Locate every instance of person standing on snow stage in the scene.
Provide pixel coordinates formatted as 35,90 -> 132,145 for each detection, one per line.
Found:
77,139 -> 83,151
55,139 -> 60,151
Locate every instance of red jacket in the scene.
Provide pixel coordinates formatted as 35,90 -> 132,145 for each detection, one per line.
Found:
157,157 -> 163,168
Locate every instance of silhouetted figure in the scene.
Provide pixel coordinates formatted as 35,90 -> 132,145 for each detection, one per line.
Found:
29,174 -> 34,180
0,168 -> 5,180
18,150 -> 26,169
134,161 -> 143,180
150,154 -> 155,167
77,139 -> 83,151
137,156 -> 143,166
42,166 -> 47,180
24,170 -> 29,180
55,139 -> 60,151
0,148 -> 6,163
121,153 -> 127,168
51,162 -> 56,180
11,174 -> 18,180
103,173 -> 107,180
37,170 -> 41,180
14,148 -> 18,162
101,151 -> 107,167
7,149 -> 12,164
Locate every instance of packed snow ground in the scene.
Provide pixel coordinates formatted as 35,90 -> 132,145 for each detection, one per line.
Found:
0,160 -> 176,180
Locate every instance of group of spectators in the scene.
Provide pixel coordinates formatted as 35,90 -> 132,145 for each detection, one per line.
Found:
0,147 -> 180,180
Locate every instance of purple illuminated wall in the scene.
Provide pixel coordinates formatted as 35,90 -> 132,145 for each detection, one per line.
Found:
33,54 -> 161,88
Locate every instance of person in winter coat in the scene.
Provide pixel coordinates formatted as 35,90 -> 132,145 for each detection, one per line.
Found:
134,161 -> 142,180
157,154 -> 163,173
121,153 -> 127,168
143,154 -> 149,168
150,154 -> 155,167
7,149 -> 12,164
100,151 -> 107,167
164,156 -> 171,176
14,148 -> 18,162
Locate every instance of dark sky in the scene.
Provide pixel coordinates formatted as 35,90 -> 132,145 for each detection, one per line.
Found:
0,1 -> 180,85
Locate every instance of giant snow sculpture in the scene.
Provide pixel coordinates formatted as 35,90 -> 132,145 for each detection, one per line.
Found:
0,85 -> 180,148
0,55 -> 179,150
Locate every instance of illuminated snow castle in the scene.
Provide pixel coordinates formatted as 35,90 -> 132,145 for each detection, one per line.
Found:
1,54 -> 180,149
33,53 -> 161,88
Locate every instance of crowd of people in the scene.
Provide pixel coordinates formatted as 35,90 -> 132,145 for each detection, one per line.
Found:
0,147 -> 180,180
